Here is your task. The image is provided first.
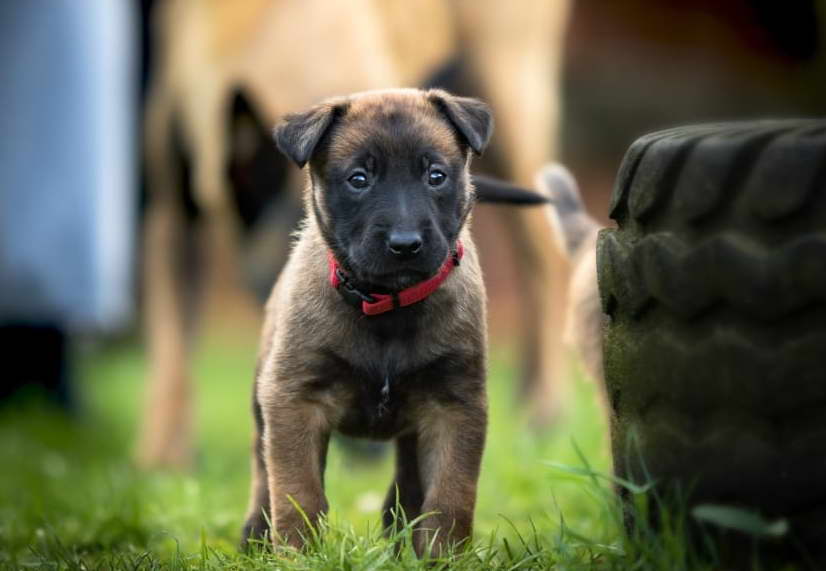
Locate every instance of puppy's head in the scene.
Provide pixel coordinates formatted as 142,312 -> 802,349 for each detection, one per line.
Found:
274,88 -> 493,290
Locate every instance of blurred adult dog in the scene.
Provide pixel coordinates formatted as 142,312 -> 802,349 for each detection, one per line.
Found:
540,165 -> 604,386
139,0 -> 571,468
243,89 -> 492,554
538,164 -> 609,435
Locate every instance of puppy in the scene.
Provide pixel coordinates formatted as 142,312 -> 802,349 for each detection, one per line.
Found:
242,88 -> 492,556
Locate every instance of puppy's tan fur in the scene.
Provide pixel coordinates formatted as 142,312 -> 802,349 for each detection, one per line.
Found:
244,90 -> 489,556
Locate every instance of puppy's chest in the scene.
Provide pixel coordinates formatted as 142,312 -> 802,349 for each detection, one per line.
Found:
337,368 -> 405,439
306,346 -> 476,440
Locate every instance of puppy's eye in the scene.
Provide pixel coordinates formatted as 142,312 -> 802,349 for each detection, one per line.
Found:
348,172 -> 369,190
428,169 -> 447,187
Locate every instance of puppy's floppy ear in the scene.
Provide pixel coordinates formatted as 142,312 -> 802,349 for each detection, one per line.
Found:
428,89 -> 494,155
273,98 -> 348,168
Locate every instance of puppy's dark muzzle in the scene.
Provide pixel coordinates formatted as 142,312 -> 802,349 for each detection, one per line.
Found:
387,231 -> 423,259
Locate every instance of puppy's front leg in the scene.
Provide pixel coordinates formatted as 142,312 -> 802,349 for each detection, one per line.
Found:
415,395 -> 487,557
261,394 -> 330,549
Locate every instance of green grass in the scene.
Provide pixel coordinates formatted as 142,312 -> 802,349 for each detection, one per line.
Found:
0,333 -> 727,569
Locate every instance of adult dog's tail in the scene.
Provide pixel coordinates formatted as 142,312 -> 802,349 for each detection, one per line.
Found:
472,174 -> 549,205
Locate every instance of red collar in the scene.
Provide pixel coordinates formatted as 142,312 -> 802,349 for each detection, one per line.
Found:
328,241 -> 464,316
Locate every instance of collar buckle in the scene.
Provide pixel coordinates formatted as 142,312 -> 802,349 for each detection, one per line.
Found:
335,268 -> 376,303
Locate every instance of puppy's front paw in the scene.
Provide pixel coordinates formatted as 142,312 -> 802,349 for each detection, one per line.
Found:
240,512 -> 270,551
414,506 -> 473,558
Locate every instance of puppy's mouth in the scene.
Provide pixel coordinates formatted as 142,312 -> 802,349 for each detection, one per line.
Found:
367,268 -> 431,291
347,256 -> 442,292
344,243 -> 450,292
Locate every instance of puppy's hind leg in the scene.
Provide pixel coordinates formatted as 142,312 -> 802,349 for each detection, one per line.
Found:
241,386 -> 271,549
382,433 -> 424,536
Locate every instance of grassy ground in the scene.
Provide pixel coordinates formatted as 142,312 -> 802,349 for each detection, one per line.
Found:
0,332 -> 740,569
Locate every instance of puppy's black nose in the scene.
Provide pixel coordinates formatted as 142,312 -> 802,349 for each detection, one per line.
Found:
387,231 -> 423,258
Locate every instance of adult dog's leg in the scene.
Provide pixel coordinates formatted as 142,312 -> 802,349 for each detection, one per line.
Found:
414,397 -> 487,557
454,0 -> 572,426
261,395 -> 331,549
382,433 -> 424,534
138,193 -> 196,469
137,90 -> 204,469
501,209 -> 570,426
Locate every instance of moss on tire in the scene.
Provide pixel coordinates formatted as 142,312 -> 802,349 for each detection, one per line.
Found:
597,120 -> 826,561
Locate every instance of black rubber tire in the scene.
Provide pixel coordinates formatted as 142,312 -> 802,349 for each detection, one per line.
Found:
597,120 -> 826,562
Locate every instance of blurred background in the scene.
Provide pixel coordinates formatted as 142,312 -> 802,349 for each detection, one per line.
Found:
1,0 -> 825,565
